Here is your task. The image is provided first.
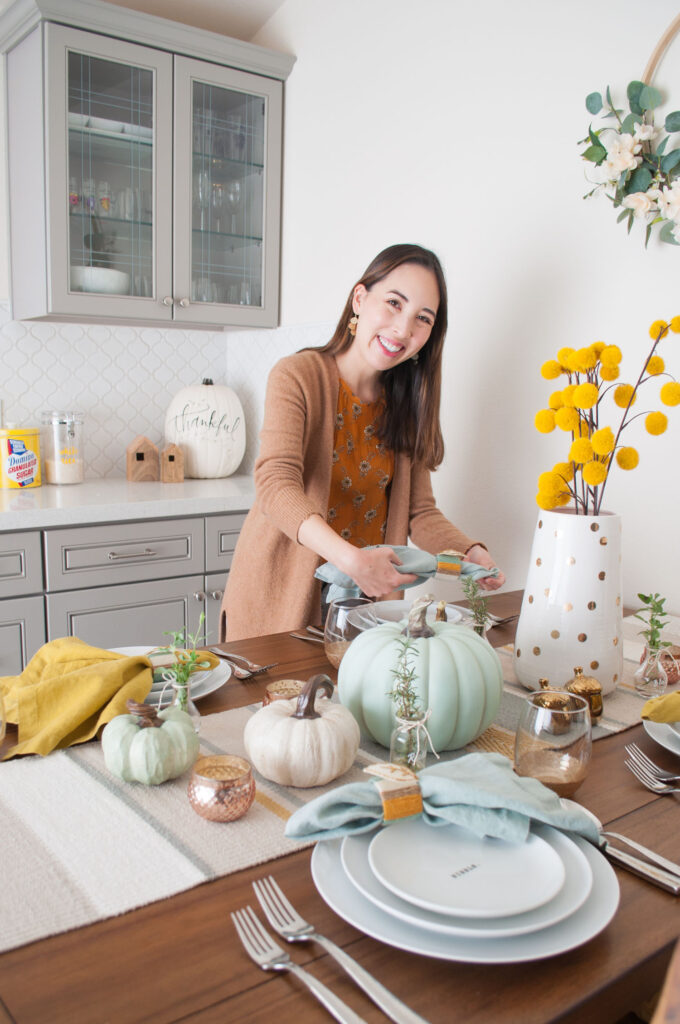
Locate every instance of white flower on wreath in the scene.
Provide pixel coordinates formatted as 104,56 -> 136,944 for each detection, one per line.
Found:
633,123 -> 657,144
649,182 -> 680,222
622,191 -> 657,218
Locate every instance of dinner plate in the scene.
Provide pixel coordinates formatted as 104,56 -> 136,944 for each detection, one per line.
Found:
110,647 -> 231,706
340,824 -> 592,938
367,817 -> 566,918
643,720 -> 680,757
347,601 -> 463,630
311,836 -> 619,963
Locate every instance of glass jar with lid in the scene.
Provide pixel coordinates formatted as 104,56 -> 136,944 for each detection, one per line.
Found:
41,411 -> 84,484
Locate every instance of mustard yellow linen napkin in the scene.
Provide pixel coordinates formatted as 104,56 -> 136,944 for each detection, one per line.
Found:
641,692 -> 680,723
0,637 -> 153,759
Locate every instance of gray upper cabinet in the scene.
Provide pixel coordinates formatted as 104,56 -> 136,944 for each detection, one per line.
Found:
1,0 -> 293,328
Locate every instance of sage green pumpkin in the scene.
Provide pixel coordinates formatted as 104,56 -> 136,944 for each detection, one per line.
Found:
102,702 -> 199,785
337,621 -> 503,751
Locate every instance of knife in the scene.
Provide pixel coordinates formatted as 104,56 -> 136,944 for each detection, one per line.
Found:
602,844 -> 680,895
602,830 -> 680,880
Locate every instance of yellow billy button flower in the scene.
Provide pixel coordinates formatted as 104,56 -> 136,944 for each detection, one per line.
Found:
549,390 -> 564,410
555,407 -> 580,431
553,461 -> 575,482
569,438 -> 594,464
534,409 -> 556,433
591,426 -> 615,455
538,471 -> 568,496
578,419 -> 591,437
536,492 -> 558,510
600,345 -> 622,367
670,316 -> 680,333
646,355 -> 665,375
616,446 -> 639,470
573,347 -> 598,372
660,382 -> 680,406
590,341 -> 606,357
649,319 -> 669,340
614,384 -> 636,408
562,384 -> 577,407
600,364 -> 620,381
573,382 -> 599,409
582,461 -> 608,486
557,347 -> 575,365
541,360 -> 563,380
645,411 -> 668,435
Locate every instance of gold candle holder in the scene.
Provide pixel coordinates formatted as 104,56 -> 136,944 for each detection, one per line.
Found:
262,679 -> 305,706
188,755 -> 255,822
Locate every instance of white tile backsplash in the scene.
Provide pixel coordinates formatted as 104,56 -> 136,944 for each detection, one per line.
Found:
0,302 -> 331,478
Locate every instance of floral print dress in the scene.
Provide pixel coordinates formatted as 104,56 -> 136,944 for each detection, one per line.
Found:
326,378 -> 394,546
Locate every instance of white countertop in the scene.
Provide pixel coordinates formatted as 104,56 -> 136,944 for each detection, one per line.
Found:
0,476 -> 255,531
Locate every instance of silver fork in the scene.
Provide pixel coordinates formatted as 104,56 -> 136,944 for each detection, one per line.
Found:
208,648 -> 279,676
253,876 -> 430,1024
231,906 -> 367,1024
625,757 -> 680,797
625,742 -> 680,783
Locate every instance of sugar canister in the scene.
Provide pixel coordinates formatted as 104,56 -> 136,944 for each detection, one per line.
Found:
41,411 -> 84,484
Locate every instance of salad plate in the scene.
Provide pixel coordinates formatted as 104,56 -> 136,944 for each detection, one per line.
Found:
347,601 -> 463,630
643,720 -> 680,758
367,817 -> 565,918
110,646 -> 231,707
340,824 -> 592,938
311,835 -> 619,964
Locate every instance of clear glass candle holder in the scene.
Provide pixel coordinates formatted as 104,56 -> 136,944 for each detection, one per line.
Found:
514,691 -> 592,798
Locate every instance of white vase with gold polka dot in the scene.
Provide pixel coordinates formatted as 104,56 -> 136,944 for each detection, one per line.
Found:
514,509 -> 622,696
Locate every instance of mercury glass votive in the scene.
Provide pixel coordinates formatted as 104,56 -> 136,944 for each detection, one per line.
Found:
188,755 -> 255,822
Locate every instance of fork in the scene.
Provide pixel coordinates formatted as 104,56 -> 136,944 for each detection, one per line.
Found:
253,876 -> 429,1024
625,742 -> 680,783
208,648 -> 278,675
625,757 -> 680,797
231,906 -> 367,1024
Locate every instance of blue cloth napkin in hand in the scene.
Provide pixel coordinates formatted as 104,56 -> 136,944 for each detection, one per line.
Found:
284,753 -> 601,846
314,545 -> 500,603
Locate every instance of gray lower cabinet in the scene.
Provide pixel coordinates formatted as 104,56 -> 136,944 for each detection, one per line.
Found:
0,594 -> 46,675
205,572 -> 226,644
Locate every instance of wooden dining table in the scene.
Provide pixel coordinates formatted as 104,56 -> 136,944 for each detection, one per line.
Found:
1,590 -> 679,1024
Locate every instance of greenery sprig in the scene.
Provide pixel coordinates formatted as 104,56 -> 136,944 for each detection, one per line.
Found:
461,576 -> 489,636
157,612 -> 210,688
634,593 -> 672,651
579,82 -> 680,247
386,637 -> 423,721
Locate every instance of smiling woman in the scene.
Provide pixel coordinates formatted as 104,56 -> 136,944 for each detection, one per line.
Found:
221,243 -> 506,641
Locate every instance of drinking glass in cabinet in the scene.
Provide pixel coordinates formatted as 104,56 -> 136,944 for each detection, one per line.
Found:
225,180 -> 241,233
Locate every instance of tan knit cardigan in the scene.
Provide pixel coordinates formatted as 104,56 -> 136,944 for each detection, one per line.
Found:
221,350 -> 478,641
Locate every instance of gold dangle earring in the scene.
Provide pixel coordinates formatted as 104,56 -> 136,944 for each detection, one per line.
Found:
348,314 -> 358,337
411,352 -> 419,363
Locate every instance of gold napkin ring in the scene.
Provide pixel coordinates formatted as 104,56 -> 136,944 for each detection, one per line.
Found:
364,763 -> 423,821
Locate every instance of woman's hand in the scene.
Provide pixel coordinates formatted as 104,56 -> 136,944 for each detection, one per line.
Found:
465,544 -> 506,591
345,546 -> 418,598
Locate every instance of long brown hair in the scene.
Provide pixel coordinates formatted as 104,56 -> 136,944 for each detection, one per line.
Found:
319,243 -> 447,470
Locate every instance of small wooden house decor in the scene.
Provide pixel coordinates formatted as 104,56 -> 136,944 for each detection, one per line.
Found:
126,436 -> 160,482
160,443 -> 184,483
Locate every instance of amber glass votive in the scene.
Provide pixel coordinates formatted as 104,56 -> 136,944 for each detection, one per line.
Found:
188,755 -> 256,822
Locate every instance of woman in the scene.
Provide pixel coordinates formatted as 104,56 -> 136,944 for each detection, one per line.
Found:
221,243 -> 504,641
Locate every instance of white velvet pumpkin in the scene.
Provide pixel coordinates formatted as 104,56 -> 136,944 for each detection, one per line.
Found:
164,378 -> 245,478
337,612 -> 503,752
243,675 -> 360,788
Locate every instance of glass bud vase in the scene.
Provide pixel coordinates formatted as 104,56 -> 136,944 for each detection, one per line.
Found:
634,648 -> 668,698
390,715 -> 429,772
171,682 -> 201,733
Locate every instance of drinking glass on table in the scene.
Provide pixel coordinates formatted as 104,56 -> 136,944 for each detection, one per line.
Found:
514,691 -> 592,797
323,597 -> 372,670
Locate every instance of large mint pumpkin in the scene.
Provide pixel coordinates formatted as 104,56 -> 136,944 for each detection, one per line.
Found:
337,613 -> 503,751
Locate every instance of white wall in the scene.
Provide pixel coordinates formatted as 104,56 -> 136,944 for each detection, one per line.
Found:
251,0 -> 680,612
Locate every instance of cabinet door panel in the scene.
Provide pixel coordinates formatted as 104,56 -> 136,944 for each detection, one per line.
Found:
46,576 -> 205,649
45,23 -> 173,319
0,595 -> 47,675
0,532 -> 43,600
173,56 -> 281,327
205,571 -> 226,645
205,513 -> 246,573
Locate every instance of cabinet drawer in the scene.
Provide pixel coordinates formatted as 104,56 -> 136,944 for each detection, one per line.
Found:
44,519 -> 205,591
0,532 -> 43,599
46,575 -> 205,648
205,513 -> 246,573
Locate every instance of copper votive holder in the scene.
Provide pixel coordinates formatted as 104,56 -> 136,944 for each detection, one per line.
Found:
262,678 -> 305,705
188,755 -> 256,822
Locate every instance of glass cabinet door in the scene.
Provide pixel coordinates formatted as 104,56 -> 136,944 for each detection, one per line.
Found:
46,25 -> 173,318
174,58 -> 282,327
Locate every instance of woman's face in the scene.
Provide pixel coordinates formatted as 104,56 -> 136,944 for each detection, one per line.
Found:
351,263 -> 440,373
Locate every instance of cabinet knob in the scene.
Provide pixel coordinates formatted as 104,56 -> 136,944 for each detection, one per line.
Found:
178,297 -> 191,308
209,590 -> 224,601
193,591 -> 207,601
162,295 -> 174,306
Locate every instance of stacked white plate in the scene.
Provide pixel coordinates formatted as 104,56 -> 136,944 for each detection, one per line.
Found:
311,816 -> 620,963
111,646 -> 231,707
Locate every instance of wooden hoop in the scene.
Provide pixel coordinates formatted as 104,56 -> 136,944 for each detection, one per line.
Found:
642,11 -> 680,84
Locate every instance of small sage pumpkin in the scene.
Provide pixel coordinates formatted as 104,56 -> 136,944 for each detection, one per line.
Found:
337,596 -> 503,751
102,700 -> 199,785
243,674 -> 360,788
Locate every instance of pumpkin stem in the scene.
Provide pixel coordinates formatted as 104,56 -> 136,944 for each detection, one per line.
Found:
435,600 -> 447,622
403,594 -> 435,639
126,699 -> 162,728
292,674 -> 334,719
